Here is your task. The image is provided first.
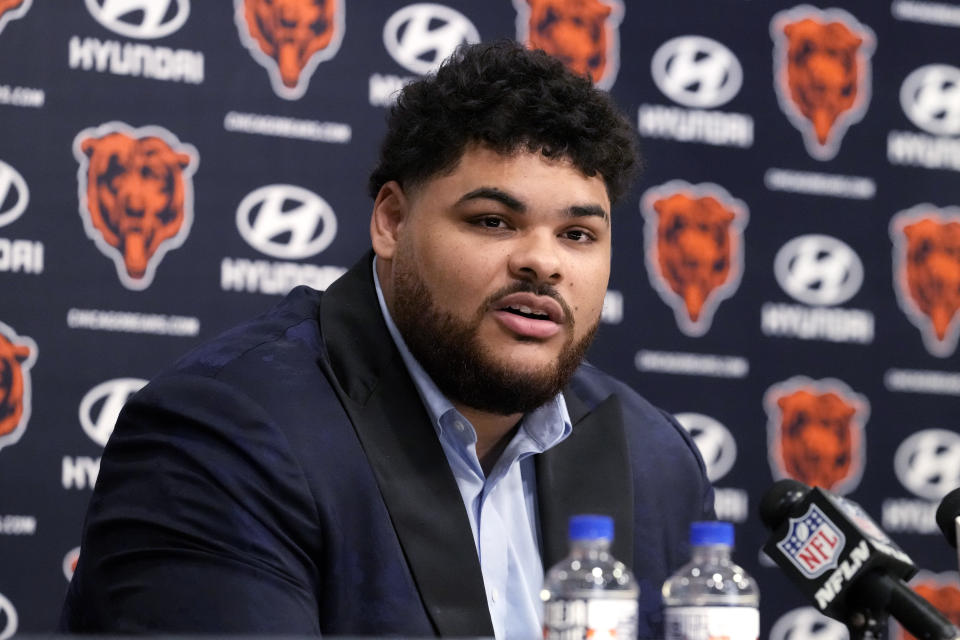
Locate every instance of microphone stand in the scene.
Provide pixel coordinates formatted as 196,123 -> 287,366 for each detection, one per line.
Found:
845,571 -> 960,640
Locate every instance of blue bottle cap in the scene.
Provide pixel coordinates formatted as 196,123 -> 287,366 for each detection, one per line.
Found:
569,514 -> 614,541
690,521 -> 734,546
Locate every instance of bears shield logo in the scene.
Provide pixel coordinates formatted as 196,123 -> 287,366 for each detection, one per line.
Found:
765,376 -> 868,495
640,180 -> 748,337
0,0 -> 31,36
63,547 -> 81,582
514,0 -> 624,90
770,6 -> 875,160
73,122 -> 198,291
893,572 -> 960,640
890,205 -> 960,358
234,0 -> 344,100
0,321 -> 37,453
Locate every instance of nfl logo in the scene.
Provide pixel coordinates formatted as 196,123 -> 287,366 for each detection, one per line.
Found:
776,504 -> 846,578
835,496 -> 889,545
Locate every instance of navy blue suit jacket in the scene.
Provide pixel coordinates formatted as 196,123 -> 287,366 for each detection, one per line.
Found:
61,255 -> 714,637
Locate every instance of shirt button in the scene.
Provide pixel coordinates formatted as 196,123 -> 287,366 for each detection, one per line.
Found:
490,588 -> 499,603
454,420 -> 466,432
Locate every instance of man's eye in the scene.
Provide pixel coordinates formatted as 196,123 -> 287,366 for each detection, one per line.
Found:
564,229 -> 593,242
477,217 -> 504,228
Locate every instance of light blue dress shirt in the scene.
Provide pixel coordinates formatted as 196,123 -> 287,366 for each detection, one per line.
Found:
372,259 -> 572,640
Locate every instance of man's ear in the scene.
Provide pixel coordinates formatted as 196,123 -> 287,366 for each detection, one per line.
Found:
370,181 -> 409,260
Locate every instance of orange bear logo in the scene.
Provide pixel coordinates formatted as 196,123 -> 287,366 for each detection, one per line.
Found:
895,573 -> 960,640
74,122 -> 198,291
771,6 -> 875,160
515,0 -> 623,89
641,181 -> 748,337
235,0 -> 343,100
891,207 -> 960,358
0,0 -> 30,36
765,377 -> 868,495
63,547 -> 81,581
0,322 -> 37,453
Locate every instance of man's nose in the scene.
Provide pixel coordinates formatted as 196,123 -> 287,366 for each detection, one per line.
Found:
508,230 -> 562,283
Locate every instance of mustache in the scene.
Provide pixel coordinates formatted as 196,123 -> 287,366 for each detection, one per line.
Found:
483,280 -> 574,327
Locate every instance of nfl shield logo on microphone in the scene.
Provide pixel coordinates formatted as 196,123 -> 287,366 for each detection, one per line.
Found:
777,504 -> 847,579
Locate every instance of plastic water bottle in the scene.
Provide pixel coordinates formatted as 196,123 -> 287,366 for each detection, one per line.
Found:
662,521 -> 760,640
541,514 -> 639,640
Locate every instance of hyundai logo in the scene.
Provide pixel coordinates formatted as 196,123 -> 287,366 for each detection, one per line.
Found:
384,3 -> 480,76
0,593 -> 17,640
651,35 -> 743,109
85,0 -> 189,40
894,428 -> 960,501
675,412 -> 737,483
900,64 -> 960,137
236,184 -> 337,260
0,160 -> 29,229
774,234 -> 863,306
78,378 -> 147,447
769,607 -> 849,640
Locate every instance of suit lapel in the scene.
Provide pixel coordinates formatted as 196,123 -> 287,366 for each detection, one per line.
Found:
318,255 -> 493,637
536,391 -> 635,570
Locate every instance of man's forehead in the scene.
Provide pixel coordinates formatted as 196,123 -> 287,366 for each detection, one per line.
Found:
411,145 -> 611,208
454,143 -> 585,173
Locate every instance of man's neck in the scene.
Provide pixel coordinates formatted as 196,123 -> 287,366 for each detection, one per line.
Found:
455,404 -> 523,476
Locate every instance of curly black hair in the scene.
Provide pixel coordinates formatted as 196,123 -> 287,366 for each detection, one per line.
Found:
368,40 -> 639,205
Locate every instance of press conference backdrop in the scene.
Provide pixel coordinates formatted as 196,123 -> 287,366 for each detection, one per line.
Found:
1,1 -> 959,638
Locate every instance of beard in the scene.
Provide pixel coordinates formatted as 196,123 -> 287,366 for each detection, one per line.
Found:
390,261 -> 599,416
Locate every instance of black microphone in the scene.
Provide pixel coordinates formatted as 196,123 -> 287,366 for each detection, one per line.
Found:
935,488 -> 960,549
760,479 -> 960,640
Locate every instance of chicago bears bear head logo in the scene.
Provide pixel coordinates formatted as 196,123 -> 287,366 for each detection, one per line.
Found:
765,376 -> 868,495
890,206 -> 960,358
514,0 -> 623,90
0,322 -> 37,453
73,122 -> 198,291
771,6 -> 875,160
640,180 -> 748,337
894,572 -> 960,640
63,547 -> 81,581
235,0 -> 344,100
0,0 -> 30,36
0,0 -> 33,33
0,0 -> 25,13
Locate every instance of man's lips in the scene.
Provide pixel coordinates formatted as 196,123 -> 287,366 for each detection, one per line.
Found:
491,292 -> 565,339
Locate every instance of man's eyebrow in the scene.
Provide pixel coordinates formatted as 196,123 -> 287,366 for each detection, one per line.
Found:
457,187 -> 609,224
569,204 -> 610,225
457,187 -> 526,212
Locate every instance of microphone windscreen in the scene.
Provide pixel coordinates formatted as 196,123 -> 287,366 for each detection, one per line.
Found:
935,488 -> 960,548
759,479 -> 811,530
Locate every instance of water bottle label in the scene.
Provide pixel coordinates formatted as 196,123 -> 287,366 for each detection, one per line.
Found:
664,606 -> 759,640
543,597 -> 638,640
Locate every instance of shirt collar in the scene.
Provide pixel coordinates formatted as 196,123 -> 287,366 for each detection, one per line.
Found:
371,255 -> 571,450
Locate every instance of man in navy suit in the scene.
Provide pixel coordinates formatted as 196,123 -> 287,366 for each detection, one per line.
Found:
62,41 -> 713,638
